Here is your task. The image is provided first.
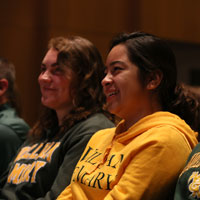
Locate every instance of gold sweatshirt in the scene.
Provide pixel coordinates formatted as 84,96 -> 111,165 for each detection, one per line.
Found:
57,112 -> 198,200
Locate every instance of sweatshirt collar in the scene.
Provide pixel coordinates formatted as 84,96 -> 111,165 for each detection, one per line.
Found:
114,111 -> 197,143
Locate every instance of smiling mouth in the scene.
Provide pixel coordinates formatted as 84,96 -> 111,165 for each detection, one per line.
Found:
42,86 -> 56,91
41,88 -> 57,95
107,91 -> 119,97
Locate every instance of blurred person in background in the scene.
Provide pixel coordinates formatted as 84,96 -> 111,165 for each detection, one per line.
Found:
0,36 -> 114,200
0,57 -> 29,177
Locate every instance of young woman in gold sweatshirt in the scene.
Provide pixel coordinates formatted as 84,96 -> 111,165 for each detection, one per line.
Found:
57,32 -> 199,200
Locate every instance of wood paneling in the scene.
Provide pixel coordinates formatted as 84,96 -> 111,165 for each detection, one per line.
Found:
138,0 -> 200,43
0,0 -> 199,125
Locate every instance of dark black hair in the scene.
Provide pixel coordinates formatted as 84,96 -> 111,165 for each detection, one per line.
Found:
109,32 -> 199,132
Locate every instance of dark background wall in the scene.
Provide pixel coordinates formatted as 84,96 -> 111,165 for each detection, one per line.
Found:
0,0 -> 200,126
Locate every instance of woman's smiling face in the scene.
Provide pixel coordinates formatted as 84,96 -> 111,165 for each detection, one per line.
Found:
102,44 -> 149,121
38,48 -> 74,115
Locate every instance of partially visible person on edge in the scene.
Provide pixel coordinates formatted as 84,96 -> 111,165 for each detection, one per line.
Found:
174,85 -> 200,200
0,57 -> 29,177
57,32 -> 199,200
0,36 -> 114,199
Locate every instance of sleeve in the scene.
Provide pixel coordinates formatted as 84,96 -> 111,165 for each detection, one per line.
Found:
103,132 -> 191,200
40,116 -> 113,200
0,124 -> 21,177
39,133 -> 94,200
174,143 -> 200,200
56,185 -> 73,200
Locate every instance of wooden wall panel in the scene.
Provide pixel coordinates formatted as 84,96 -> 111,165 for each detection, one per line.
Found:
0,1 -> 49,126
44,0 -> 138,58
0,0 -> 199,125
0,0 -> 137,125
138,0 -> 200,43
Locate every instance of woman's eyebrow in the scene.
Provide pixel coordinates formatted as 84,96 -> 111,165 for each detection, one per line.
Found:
51,62 -> 59,67
110,60 -> 124,66
41,62 -> 58,67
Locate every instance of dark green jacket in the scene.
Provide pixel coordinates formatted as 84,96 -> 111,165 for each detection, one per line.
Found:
174,143 -> 200,200
0,113 -> 114,200
0,103 -> 29,176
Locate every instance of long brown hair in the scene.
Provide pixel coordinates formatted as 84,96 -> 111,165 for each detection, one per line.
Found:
29,36 -> 111,142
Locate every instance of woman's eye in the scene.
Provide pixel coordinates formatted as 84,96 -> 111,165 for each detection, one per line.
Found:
113,66 -> 122,73
55,68 -> 61,72
52,67 -> 64,75
40,66 -> 46,73
104,68 -> 108,75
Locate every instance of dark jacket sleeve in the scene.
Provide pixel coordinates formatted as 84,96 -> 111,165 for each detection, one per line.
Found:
0,124 -> 22,177
0,114 -> 113,200
40,133 -> 93,200
174,143 -> 200,200
38,114 -> 114,200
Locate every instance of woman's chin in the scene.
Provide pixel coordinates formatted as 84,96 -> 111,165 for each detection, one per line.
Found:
41,100 -> 54,109
107,104 -> 119,116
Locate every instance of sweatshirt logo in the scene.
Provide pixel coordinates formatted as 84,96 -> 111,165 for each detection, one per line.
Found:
72,146 -> 124,190
179,152 -> 200,198
7,142 -> 60,184
188,171 -> 200,198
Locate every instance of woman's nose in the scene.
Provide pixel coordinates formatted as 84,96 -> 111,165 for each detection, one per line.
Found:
39,70 -> 51,83
101,73 -> 112,87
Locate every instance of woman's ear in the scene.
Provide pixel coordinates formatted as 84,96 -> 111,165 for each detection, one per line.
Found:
0,78 -> 9,96
146,70 -> 163,90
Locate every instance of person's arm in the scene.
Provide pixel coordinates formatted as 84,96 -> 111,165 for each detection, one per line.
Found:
40,133 -> 95,200
56,185 -> 72,200
103,132 -> 191,200
39,115 -> 114,200
0,124 -> 21,177
56,127 -> 192,200
174,143 -> 200,200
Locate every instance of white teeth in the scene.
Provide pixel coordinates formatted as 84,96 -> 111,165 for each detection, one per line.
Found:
108,91 -> 118,97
